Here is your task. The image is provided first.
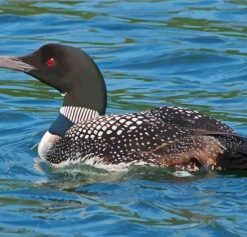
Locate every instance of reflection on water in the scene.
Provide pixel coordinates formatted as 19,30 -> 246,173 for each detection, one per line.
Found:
0,0 -> 247,236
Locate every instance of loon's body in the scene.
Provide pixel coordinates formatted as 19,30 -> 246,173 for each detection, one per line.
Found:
0,43 -> 246,172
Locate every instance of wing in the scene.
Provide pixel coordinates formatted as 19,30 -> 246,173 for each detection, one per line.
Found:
134,107 -> 246,170
148,106 -> 235,133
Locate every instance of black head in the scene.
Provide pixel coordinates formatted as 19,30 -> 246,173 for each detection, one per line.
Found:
0,43 -> 107,114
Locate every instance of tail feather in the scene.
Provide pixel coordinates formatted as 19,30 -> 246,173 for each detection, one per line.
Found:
217,135 -> 247,170
193,130 -> 247,170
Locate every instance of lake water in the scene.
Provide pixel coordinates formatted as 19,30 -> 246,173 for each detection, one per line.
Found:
0,0 -> 247,236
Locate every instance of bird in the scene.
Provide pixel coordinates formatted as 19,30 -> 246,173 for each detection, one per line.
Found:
0,43 -> 246,172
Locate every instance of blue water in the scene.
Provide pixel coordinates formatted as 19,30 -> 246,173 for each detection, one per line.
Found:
0,0 -> 247,236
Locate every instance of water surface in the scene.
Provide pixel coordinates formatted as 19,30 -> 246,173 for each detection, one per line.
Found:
0,0 -> 247,236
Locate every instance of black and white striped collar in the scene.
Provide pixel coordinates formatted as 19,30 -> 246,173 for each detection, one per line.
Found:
60,106 -> 99,124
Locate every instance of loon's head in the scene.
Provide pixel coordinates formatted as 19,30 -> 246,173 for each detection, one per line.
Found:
0,43 -> 107,115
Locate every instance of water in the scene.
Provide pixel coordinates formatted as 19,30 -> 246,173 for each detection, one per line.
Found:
0,0 -> 247,236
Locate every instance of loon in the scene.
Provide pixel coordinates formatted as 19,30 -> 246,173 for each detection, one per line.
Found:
0,43 -> 246,172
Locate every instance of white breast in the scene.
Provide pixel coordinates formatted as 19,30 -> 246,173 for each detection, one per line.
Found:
38,131 -> 61,160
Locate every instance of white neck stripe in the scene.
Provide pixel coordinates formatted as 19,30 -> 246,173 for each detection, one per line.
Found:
60,106 -> 99,123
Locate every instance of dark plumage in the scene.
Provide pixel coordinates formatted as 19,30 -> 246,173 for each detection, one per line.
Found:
0,44 -> 246,172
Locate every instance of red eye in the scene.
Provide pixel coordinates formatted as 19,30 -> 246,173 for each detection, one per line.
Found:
46,57 -> 57,67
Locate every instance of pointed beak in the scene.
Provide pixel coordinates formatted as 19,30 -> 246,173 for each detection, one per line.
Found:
0,56 -> 36,72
